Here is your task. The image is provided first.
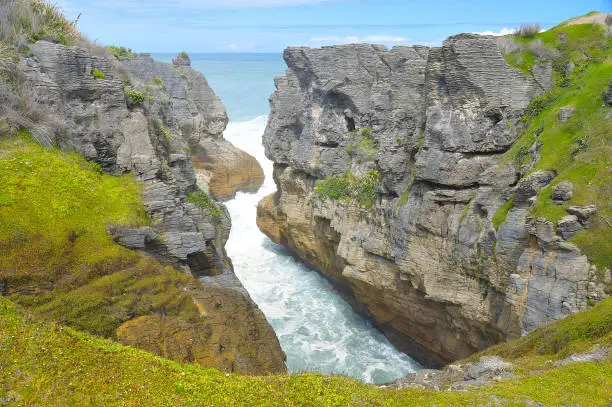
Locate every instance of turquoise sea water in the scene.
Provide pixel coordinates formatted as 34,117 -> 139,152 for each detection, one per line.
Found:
152,53 -> 284,121
152,53 -> 420,384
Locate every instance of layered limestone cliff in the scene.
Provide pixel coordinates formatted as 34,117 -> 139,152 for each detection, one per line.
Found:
3,39 -> 283,373
119,53 -> 264,201
258,31 -> 610,366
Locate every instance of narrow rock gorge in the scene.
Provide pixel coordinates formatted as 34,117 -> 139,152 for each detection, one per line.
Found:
258,24 -> 610,366
2,38 -> 283,373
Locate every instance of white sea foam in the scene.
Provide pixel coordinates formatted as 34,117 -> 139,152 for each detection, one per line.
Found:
222,116 -> 420,384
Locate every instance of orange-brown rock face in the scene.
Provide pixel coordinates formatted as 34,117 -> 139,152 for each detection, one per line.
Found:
193,139 -> 264,201
116,284 -> 286,374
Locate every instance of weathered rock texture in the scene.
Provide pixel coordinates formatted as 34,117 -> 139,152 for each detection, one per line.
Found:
14,42 -> 284,374
258,39 -> 606,366
119,53 -> 264,200
382,356 -> 514,391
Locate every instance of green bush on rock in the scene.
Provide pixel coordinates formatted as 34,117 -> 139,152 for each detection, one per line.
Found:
124,86 -> 145,108
92,68 -> 105,79
187,187 -> 221,218
315,170 -> 380,208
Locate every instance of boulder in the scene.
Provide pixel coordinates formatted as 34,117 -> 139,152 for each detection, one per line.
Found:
566,204 -> 597,223
552,181 -> 573,203
514,171 -> 555,205
109,226 -> 156,249
468,356 -> 513,380
558,106 -> 574,124
557,215 -> 582,240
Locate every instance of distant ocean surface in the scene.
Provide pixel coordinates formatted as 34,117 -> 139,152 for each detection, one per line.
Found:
150,52 -> 420,384
151,53 -> 285,122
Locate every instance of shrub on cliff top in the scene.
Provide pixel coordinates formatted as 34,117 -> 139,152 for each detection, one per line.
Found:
106,45 -> 137,60
517,23 -> 541,37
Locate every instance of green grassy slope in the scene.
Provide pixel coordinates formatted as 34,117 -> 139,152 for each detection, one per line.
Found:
0,135 -> 200,337
1,297 -> 610,406
495,19 -> 612,270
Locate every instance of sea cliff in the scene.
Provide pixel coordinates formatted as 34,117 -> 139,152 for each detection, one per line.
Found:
258,15 -> 611,366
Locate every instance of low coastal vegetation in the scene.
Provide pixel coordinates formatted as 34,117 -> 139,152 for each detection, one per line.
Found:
124,86 -> 146,107
1,295 -> 609,406
0,0 -> 80,47
92,68 -> 105,79
0,1 -> 609,404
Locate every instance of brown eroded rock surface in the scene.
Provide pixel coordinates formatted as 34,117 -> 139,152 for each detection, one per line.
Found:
194,138 -> 265,201
116,284 -> 286,374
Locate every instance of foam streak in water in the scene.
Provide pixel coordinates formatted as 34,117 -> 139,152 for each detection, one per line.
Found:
222,116 -> 420,384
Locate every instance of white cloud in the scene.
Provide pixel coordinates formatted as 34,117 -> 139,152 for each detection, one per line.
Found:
309,35 -> 409,44
472,28 -> 516,37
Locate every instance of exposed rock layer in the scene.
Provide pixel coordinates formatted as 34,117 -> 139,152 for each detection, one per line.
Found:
258,40 -> 607,366
119,53 -> 264,200
12,41 -> 284,373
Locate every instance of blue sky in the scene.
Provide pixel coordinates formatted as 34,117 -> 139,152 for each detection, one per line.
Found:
56,0 -> 611,53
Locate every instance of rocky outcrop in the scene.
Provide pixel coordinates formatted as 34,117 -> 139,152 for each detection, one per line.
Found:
258,38 -> 607,366
382,356 -> 514,391
118,53 -> 264,200
192,138 -> 265,200
14,41 -> 284,374
116,283 -> 284,373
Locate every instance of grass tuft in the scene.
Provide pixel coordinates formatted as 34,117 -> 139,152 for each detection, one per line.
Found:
346,127 -> 377,160
92,68 -> 104,79
0,0 -> 81,47
492,197 -> 515,230
186,187 -> 221,218
316,170 -> 380,208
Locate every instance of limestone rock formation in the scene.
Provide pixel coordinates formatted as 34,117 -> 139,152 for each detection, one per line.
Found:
258,37 -> 607,366
119,53 -> 264,200
173,51 -> 191,67
13,41 -> 284,374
